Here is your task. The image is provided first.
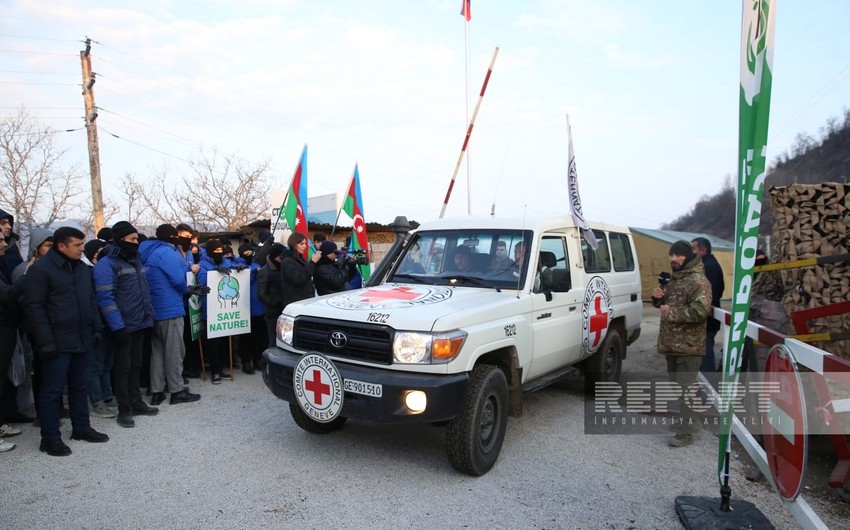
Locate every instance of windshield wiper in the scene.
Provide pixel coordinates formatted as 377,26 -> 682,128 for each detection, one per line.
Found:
392,273 -> 426,283
445,275 -> 484,285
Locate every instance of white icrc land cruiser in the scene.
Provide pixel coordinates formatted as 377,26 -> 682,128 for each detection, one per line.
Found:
263,213 -> 642,475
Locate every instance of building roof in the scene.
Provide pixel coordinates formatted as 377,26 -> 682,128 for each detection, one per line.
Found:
628,227 -> 734,251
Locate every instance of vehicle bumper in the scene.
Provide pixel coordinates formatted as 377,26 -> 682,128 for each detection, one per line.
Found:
262,347 -> 469,423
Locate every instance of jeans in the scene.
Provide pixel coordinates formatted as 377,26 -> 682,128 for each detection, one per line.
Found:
40,350 -> 94,440
88,332 -> 114,406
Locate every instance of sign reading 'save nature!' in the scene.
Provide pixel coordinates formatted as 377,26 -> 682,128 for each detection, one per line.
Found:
205,269 -> 251,338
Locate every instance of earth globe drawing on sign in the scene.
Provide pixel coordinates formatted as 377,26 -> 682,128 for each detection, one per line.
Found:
217,275 -> 240,308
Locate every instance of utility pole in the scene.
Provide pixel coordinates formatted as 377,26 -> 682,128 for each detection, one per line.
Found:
80,37 -> 105,233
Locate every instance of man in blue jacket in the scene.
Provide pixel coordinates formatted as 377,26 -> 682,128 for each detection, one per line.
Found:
140,224 -> 204,406
23,227 -> 109,456
94,221 -> 159,428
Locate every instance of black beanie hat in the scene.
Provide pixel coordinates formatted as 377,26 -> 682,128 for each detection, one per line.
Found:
205,239 -> 223,254
669,240 -> 694,259
238,243 -> 254,255
96,226 -> 112,242
155,224 -> 178,241
268,243 -> 285,261
84,239 -> 107,262
111,221 -> 137,242
320,240 -> 338,256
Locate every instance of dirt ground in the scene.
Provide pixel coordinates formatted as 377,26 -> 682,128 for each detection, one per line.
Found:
632,302 -> 850,526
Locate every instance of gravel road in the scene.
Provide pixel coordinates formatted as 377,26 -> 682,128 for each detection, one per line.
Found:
2,305 -> 848,529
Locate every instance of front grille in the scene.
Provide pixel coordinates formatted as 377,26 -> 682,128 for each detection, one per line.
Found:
293,316 -> 393,364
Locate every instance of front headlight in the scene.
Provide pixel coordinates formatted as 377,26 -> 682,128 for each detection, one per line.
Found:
393,330 -> 467,364
277,315 -> 294,345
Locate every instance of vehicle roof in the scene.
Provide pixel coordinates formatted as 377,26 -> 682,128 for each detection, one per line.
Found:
415,213 -> 631,234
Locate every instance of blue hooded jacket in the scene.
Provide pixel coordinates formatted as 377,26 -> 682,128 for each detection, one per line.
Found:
93,244 -> 154,332
139,239 -> 189,321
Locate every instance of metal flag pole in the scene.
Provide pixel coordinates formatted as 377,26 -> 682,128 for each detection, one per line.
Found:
439,46 -> 499,219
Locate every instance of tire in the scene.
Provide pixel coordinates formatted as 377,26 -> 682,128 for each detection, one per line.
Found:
583,330 -> 624,395
289,403 -> 347,434
446,364 -> 509,476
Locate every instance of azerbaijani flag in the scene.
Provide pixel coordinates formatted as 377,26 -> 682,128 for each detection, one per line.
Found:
717,0 -> 776,485
341,163 -> 371,280
460,0 -> 471,21
281,145 -> 309,259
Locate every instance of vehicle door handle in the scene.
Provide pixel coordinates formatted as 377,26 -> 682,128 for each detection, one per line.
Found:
569,305 -> 577,312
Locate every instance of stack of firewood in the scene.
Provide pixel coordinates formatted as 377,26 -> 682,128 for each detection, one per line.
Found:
768,182 -> 850,358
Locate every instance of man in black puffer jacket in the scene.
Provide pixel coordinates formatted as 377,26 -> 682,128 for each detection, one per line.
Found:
23,226 -> 109,456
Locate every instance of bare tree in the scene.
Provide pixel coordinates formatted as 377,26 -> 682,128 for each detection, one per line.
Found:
0,107 -> 86,236
119,148 -> 272,232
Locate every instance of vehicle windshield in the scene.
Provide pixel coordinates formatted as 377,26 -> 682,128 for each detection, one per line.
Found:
388,229 -> 532,290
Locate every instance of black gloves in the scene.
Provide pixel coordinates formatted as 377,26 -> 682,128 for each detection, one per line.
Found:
39,343 -> 57,360
233,264 -> 247,272
215,266 -> 231,275
186,284 -> 211,297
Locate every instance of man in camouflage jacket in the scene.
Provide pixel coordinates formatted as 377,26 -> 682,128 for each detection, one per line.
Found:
651,240 -> 712,447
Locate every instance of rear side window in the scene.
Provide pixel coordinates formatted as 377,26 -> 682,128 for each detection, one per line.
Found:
582,230 -> 610,273
609,232 -> 636,272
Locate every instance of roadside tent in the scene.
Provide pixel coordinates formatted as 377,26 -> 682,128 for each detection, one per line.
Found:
629,227 -> 734,302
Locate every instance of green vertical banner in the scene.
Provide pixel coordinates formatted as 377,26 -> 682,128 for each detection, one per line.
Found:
186,272 -> 203,341
717,0 -> 777,484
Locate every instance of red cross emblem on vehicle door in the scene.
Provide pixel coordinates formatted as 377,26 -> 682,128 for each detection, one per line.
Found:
588,295 -> 609,349
304,369 -> 331,406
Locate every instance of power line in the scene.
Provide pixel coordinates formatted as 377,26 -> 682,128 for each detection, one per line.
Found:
98,126 -> 191,164
0,49 -> 76,57
0,33 -> 81,43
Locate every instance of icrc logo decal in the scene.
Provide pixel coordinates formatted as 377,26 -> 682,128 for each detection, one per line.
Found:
293,353 -> 343,423
326,285 -> 453,310
581,276 -> 613,358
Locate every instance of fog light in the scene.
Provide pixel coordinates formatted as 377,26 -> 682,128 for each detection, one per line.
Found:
404,390 -> 427,413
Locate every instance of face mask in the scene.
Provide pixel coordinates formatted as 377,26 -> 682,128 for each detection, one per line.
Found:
118,240 -> 139,257
175,237 -> 192,252
242,254 -> 253,265
211,253 -> 224,265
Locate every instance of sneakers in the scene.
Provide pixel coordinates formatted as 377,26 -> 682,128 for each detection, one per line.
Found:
0,439 -> 15,452
211,373 -> 222,385
90,403 -> 118,419
170,389 -> 201,404
669,433 -> 694,447
150,392 -> 166,406
0,424 -> 23,437
70,428 -> 110,443
40,438 -> 72,456
131,401 -> 160,416
116,414 -> 135,428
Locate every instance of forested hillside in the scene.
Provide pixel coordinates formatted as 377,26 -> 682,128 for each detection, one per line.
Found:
662,108 -> 850,239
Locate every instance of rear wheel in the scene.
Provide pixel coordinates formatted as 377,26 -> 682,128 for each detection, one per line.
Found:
446,364 -> 509,476
583,330 -> 624,394
289,403 -> 347,434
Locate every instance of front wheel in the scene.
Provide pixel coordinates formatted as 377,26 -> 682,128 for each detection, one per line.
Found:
289,403 -> 347,434
446,364 -> 509,476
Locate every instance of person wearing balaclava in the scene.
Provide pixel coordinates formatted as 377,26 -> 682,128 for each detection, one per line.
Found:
93,221 -> 159,428
0,208 -> 23,284
233,244 -> 265,374
139,224 -> 204,407
197,239 -> 232,384
651,240 -> 712,448
257,243 -> 285,349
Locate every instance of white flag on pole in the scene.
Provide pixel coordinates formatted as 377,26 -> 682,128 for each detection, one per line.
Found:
566,115 -> 598,250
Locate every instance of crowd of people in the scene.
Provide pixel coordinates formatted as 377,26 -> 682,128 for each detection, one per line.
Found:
0,208 -> 359,456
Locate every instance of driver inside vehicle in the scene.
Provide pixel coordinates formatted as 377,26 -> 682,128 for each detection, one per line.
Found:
448,245 -> 473,273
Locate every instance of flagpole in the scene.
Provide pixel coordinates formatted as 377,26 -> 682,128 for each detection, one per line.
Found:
271,144 -> 306,235
439,46 -> 499,219
463,7 -> 471,215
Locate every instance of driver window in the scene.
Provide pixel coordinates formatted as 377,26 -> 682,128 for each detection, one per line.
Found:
537,236 -> 571,293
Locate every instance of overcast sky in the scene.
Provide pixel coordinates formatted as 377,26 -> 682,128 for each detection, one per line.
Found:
2,0 -> 848,228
